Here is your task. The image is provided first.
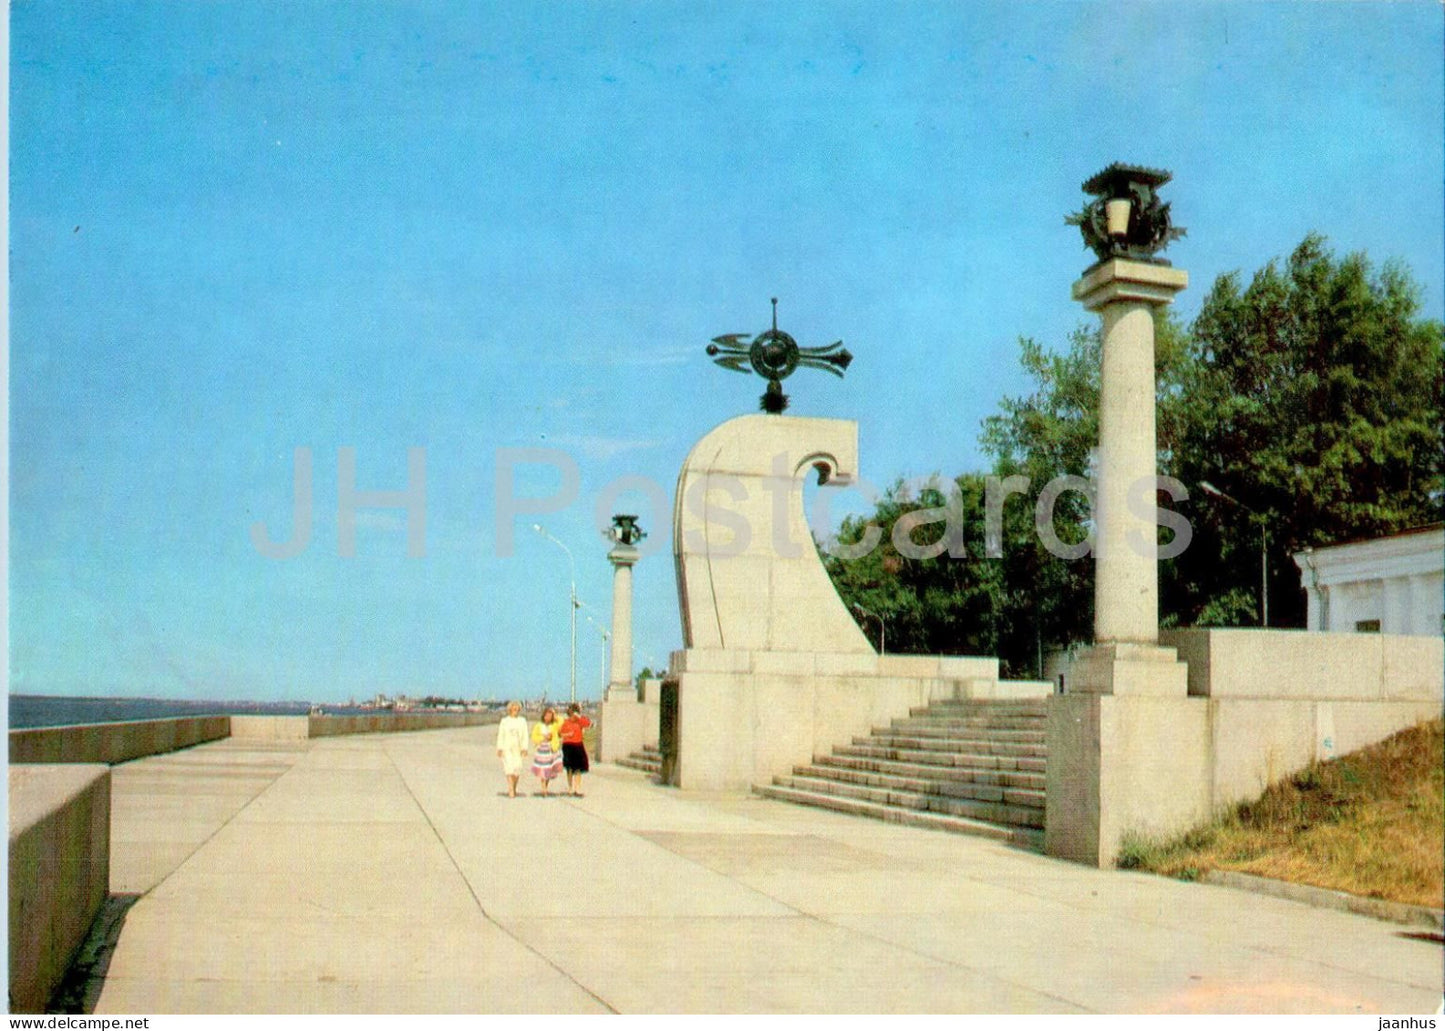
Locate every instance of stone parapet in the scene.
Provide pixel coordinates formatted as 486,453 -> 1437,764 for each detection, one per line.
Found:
228,715 -> 311,742
9,716 -> 230,765
1160,628 -> 1444,700
8,764 -> 111,1013
308,712 -> 497,738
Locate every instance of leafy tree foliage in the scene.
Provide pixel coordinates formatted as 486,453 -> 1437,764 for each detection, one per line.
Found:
1168,234 -> 1443,626
825,235 -> 1442,669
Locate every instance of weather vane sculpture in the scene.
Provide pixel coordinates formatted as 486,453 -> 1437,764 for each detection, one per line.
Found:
1066,162 -> 1186,265
706,298 -> 853,414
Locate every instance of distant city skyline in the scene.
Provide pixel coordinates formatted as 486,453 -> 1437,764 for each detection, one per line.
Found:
9,1 -> 1443,702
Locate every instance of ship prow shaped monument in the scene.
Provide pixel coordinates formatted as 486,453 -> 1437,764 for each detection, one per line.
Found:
672,413 -> 871,654
656,304 -> 1041,792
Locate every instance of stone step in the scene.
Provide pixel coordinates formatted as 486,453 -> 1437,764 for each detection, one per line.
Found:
836,743 -> 1046,774
892,716 -> 1046,732
773,773 -> 1044,828
857,733 -> 1047,758
615,751 -> 661,774
911,704 -> 1048,719
883,723 -> 1046,743
792,763 -> 1046,809
916,698 -> 1049,710
754,783 -> 1044,850
758,695 -> 1050,847
812,753 -> 1045,790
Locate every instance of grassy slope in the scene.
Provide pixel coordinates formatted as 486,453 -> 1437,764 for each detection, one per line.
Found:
1119,718 -> 1444,908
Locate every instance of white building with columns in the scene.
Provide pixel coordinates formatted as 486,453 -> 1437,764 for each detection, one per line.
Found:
1293,524 -> 1443,636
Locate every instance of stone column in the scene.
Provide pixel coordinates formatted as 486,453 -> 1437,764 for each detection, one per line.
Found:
1064,258 -> 1191,696
606,542 -> 639,700
1047,168 -> 1213,866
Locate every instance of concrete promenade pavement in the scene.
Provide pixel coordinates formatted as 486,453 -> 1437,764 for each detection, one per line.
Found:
89,725 -> 1443,1014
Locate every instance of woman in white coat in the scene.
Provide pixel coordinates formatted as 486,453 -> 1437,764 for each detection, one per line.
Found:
495,701 -> 529,798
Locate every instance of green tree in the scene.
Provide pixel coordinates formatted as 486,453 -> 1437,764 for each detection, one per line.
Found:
1169,234 -> 1443,626
822,476 -> 1001,658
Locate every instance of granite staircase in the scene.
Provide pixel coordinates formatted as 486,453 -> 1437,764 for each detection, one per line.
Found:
755,698 -> 1048,849
615,744 -> 662,777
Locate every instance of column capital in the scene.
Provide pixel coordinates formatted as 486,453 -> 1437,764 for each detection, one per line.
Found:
1072,259 -> 1188,312
608,544 -> 640,568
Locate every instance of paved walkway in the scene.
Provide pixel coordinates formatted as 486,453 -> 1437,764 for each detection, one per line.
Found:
91,726 -> 1442,1014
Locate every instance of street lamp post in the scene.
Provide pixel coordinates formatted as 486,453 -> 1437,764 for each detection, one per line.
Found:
532,523 -> 578,703
1199,481 -> 1269,627
585,613 -> 611,696
852,603 -> 885,655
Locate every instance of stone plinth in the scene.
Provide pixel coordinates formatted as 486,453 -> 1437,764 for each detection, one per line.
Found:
1063,641 -> 1188,696
1044,693 -> 1211,866
599,679 -> 663,762
668,647 -> 999,791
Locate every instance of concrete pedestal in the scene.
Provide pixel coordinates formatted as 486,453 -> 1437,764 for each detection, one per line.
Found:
1044,693 -> 1211,866
599,678 -> 662,763
598,694 -> 646,762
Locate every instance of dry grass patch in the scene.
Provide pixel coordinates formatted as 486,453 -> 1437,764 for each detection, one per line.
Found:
1119,718 -> 1444,908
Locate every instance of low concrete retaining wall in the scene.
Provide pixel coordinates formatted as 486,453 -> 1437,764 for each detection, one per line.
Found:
228,715 -> 310,741
8,764 -> 110,1013
308,712 -> 498,737
670,647 -> 1001,790
10,711 -> 503,756
9,716 -> 230,765
6,708 -> 498,1012
1161,628 -> 1445,809
1163,627 -> 1443,701
228,712 -> 499,741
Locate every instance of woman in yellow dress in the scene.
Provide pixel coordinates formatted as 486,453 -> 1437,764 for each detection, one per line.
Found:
530,707 -> 564,796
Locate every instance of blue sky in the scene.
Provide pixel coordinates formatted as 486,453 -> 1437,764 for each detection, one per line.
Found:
9,1 -> 1443,703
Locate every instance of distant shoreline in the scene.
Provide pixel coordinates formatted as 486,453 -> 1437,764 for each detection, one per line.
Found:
6,695 -> 512,730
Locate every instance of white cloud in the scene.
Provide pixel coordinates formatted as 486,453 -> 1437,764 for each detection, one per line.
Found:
543,434 -> 662,460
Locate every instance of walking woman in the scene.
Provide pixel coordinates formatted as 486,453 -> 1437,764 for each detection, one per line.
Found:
530,706 -> 564,795
495,701 -> 529,798
559,702 -> 593,796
